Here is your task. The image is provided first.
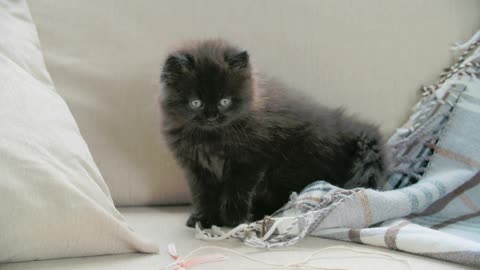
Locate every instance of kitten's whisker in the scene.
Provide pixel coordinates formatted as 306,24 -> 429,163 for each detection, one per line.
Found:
228,125 -> 241,146
232,125 -> 246,146
233,122 -> 250,143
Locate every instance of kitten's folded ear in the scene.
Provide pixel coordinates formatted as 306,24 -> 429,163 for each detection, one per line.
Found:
160,53 -> 195,83
224,50 -> 249,70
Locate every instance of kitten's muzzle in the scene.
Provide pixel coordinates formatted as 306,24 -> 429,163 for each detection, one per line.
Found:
206,115 -> 219,122
199,114 -> 224,129
204,110 -> 219,122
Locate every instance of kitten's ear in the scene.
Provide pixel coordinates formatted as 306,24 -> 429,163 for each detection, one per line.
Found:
224,50 -> 249,70
161,53 -> 195,83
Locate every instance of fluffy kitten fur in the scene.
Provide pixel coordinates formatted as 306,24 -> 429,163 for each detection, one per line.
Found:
160,39 -> 387,228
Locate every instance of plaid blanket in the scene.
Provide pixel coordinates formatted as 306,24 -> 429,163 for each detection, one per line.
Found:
196,30 -> 480,267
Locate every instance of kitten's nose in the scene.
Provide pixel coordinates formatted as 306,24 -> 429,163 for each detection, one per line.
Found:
205,109 -> 219,122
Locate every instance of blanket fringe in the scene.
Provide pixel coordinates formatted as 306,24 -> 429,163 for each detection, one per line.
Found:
386,30 -> 480,189
195,189 -> 355,248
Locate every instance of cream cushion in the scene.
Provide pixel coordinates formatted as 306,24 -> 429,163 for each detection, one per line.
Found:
28,0 -> 480,205
0,0 -> 157,262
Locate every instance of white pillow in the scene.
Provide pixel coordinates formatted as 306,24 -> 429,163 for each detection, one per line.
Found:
0,1 -> 158,262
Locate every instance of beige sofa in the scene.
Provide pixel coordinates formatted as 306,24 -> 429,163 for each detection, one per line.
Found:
2,1 -> 479,269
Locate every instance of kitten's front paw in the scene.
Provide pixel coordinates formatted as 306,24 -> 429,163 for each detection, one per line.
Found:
186,214 -> 200,228
220,200 -> 249,227
186,213 -> 219,228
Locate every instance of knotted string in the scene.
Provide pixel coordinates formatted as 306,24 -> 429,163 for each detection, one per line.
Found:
160,244 -> 411,270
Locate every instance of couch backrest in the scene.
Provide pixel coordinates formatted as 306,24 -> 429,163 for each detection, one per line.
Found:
29,0 -> 480,206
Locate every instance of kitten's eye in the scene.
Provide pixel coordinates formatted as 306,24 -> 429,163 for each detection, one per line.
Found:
219,98 -> 231,107
189,99 -> 202,109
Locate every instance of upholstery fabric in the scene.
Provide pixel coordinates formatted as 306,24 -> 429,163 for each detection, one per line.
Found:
28,0 -> 480,205
0,207 -> 473,270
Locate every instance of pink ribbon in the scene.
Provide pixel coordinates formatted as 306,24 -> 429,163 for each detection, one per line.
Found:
166,243 -> 227,270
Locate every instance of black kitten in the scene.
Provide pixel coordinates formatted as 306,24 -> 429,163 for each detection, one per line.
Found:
159,39 -> 387,228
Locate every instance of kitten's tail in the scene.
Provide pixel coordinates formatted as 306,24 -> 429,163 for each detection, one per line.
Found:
344,130 -> 387,190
